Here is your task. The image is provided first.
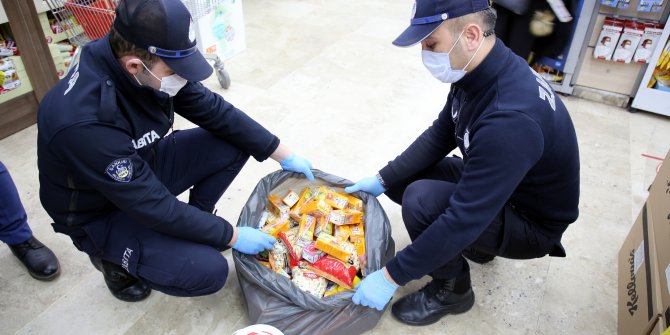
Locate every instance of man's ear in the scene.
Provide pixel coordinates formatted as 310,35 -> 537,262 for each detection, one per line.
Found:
463,23 -> 484,51
122,57 -> 143,75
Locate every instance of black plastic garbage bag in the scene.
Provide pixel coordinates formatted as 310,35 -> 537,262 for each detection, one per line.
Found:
233,170 -> 395,335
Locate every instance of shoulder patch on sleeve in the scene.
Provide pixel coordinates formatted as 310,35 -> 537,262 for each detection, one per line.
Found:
105,158 -> 133,182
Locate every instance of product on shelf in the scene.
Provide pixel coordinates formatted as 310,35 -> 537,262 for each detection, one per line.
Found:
633,22 -> 665,63
612,20 -> 645,63
594,17 -> 625,61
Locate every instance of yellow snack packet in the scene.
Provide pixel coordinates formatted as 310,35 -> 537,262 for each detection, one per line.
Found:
325,189 -> 349,210
329,209 -> 363,225
282,190 -> 300,208
269,194 -> 290,216
344,194 -> 364,211
334,224 -> 352,242
314,216 -> 333,237
314,234 -> 356,265
298,214 -> 316,242
262,214 -> 290,237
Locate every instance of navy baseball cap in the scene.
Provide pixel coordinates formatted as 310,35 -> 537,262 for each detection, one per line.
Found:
113,0 -> 213,81
393,0 -> 491,47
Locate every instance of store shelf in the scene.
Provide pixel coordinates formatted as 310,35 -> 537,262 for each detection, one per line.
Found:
0,56 -> 34,104
576,47 -> 646,96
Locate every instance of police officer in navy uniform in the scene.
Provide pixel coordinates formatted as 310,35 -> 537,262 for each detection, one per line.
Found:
37,0 -> 313,301
346,0 -> 580,325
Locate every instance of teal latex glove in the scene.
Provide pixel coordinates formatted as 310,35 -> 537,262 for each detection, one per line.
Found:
280,154 -> 315,181
344,176 -> 385,197
232,227 -> 275,254
352,269 -> 398,311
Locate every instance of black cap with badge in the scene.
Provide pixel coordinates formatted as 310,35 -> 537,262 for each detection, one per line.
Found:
113,0 -> 213,82
393,0 -> 491,47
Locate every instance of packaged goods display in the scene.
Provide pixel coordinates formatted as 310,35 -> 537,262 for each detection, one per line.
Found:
633,22 -> 665,63
594,17 -> 625,60
612,20 -> 645,63
257,185 -> 367,298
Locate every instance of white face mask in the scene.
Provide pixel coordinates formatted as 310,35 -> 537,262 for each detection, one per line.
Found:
421,29 -> 484,84
133,61 -> 188,97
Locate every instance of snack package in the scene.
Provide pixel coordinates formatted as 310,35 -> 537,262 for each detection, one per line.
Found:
290,188 -> 313,221
593,17 -> 624,60
345,194 -> 364,211
282,190 -> 300,208
329,209 -> 363,225
302,241 -> 326,264
612,20 -> 645,63
299,192 -> 330,217
279,228 -> 304,266
324,189 -> 349,210
297,214 -> 316,242
323,276 -> 361,297
315,234 -> 357,266
269,194 -> 290,216
257,211 -> 271,229
306,256 -> 358,289
350,222 -> 366,259
334,224 -> 352,242
262,214 -> 290,237
314,216 -> 333,237
268,240 -> 290,276
634,22 -> 664,63
291,265 -> 328,298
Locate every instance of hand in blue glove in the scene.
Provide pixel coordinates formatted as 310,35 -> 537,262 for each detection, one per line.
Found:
280,154 -> 315,181
344,175 -> 385,197
231,227 -> 276,254
352,268 -> 399,311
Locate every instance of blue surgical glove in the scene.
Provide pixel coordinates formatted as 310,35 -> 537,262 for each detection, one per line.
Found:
352,268 -> 399,311
280,154 -> 315,181
232,227 -> 276,254
344,175 -> 385,197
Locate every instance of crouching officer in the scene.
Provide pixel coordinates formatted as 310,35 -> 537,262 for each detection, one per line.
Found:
346,0 -> 580,326
37,0 -> 314,302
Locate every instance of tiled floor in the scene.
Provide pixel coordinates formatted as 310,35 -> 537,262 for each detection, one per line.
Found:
2,0 -> 670,334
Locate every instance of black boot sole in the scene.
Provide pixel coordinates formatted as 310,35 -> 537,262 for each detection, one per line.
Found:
391,290 -> 476,326
27,264 -> 61,281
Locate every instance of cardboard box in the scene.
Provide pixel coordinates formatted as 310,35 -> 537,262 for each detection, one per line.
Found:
648,152 -> 670,330
619,150 -> 670,335
594,17 -> 625,61
613,20 -> 646,64
618,203 -> 661,335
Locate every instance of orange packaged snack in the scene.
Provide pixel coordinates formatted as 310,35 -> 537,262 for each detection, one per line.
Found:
262,214 -> 290,237
269,194 -> 290,216
297,214 -> 316,242
324,189 -> 349,210
299,192 -> 330,217
314,216 -> 333,237
282,190 -> 300,208
329,209 -> 363,225
315,233 -> 356,265
334,224 -> 352,242
344,194 -> 364,211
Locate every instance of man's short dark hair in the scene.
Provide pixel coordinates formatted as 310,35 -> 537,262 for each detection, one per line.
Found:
108,27 -> 160,66
449,7 -> 497,37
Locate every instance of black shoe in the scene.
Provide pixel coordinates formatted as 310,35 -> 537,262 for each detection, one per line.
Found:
462,247 -> 495,264
9,236 -> 61,281
89,256 -> 151,302
391,277 -> 475,326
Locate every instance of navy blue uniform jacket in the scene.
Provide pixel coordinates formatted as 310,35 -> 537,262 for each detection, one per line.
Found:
382,39 -> 580,286
37,36 -> 279,250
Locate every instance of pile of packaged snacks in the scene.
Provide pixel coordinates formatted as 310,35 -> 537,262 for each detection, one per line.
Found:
255,186 -> 366,298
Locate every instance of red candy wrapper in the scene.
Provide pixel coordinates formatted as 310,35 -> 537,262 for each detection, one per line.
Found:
305,256 -> 358,289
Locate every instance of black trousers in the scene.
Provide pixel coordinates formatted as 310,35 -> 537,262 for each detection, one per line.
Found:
73,128 -> 249,297
385,157 -> 561,279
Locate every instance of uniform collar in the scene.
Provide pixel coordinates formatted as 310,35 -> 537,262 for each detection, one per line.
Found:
88,35 -> 163,98
453,38 -> 508,93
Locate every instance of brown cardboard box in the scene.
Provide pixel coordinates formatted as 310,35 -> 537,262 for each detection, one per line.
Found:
648,152 -> 670,332
618,203 -> 661,335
